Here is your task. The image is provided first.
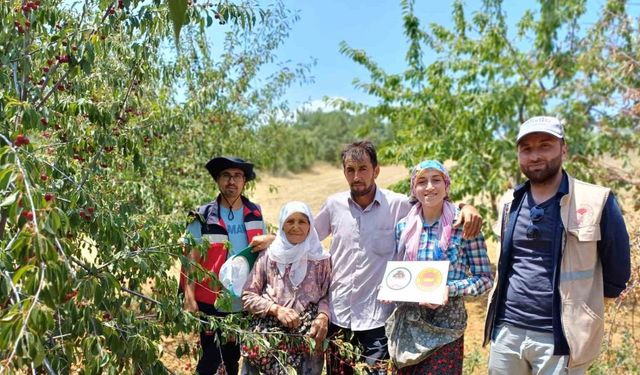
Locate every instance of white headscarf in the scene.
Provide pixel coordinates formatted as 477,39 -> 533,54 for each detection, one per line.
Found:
266,201 -> 329,288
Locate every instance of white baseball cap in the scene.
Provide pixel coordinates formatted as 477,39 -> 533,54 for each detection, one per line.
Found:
516,116 -> 564,143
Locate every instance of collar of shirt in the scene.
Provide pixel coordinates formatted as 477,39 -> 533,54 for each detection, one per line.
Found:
347,185 -> 382,212
423,218 -> 441,229
557,171 -> 569,196
514,170 -> 570,200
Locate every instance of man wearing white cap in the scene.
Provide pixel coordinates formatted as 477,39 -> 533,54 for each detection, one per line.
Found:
483,116 -> 631,374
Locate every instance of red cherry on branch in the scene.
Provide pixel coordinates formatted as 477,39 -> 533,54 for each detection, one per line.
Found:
15,134 -> 29,146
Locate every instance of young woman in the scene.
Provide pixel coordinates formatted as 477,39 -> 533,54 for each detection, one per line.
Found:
388,160 -> 494,374
241,201 -> 331,375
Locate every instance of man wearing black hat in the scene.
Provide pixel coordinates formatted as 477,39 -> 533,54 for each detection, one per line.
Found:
180,156 -> 273,375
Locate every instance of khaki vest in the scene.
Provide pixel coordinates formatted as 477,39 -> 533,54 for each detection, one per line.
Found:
484,175 -> 610,368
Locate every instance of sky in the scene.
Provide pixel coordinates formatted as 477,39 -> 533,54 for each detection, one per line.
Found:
277,0 -> 467,109
252,0 -> 639,112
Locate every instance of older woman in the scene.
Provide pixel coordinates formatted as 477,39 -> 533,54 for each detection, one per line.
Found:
241,201 -> 331,375
387,160 -> 494,374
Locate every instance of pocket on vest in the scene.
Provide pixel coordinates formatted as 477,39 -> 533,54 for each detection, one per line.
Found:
562,299 -> 604,367
564,225 -> 599,274
568,224 -> 601,242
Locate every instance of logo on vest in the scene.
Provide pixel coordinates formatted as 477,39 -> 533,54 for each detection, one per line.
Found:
576,204 -> 594,225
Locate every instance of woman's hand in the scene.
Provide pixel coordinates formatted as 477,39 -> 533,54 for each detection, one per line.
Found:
454,204 -> 483,239
249,234 -> 276,252
308,312 -> 329,352
270,304 -> 301,329
418,288 -> 449,309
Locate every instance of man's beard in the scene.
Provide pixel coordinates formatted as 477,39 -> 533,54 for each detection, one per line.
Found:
221,184 -> 241,200
350,183 -> 375,198
521,154 -> 563,184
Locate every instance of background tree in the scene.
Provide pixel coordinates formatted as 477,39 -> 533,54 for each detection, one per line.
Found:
340,0 -> 639,215
256,109 -> 392,173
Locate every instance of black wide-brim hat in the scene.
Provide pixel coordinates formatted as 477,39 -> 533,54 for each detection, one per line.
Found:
205,156 -> 256,182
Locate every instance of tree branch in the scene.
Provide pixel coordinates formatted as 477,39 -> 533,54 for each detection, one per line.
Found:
0,209 -> 7,241
2,264 -> 47,373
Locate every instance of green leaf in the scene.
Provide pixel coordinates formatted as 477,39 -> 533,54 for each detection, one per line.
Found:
0,191 -> 19,207
12,265 -> 35,284
0,166 -> 15,190
0,311 -> 19,323
48,208 -> 61,232
22,107 -> 39,129
167,0 -> 188,45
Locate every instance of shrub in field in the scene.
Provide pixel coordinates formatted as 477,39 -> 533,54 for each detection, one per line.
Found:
256,109 -> 393,174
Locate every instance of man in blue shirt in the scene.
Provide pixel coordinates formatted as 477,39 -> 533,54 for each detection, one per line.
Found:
484,116 -> 631,374
181,156 -> 272,375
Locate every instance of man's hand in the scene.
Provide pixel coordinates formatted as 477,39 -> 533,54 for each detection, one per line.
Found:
308,313 -> 329,352
453,204 -> 483,239
249,234 -> 275,252
270,304 -> 301,329
183,289 -> 199,313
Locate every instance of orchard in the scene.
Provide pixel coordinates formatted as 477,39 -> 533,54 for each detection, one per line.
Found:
0,0 -> 638,374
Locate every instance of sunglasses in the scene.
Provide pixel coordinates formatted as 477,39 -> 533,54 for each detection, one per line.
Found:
526,206 -> 545,239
